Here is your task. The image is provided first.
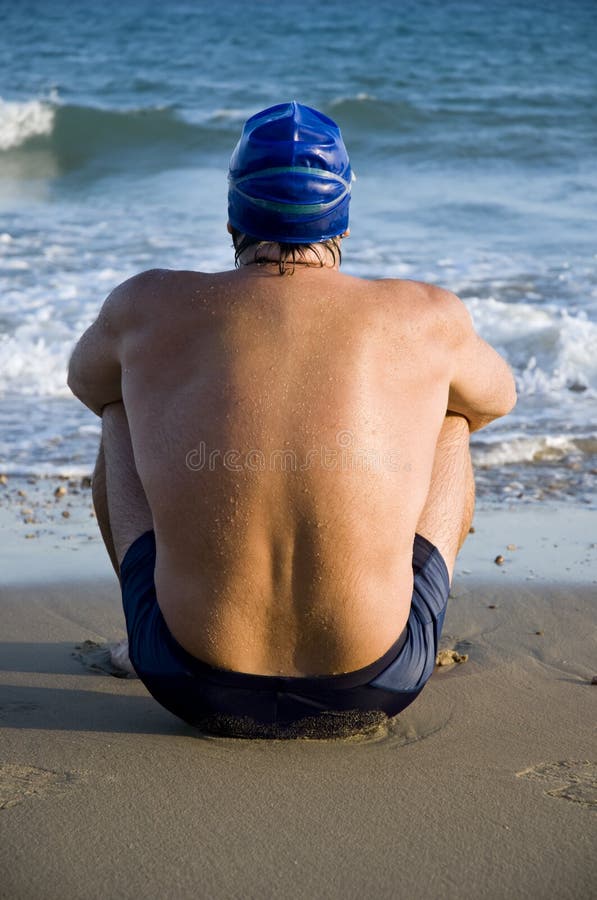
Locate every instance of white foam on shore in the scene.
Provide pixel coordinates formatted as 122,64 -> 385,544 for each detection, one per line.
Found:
472,434 -> 589,467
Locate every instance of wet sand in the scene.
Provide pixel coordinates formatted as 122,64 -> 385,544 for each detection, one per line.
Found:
0,491 -> 596,898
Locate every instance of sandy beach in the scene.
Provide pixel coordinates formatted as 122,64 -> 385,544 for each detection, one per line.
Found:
0,479 -> 595,899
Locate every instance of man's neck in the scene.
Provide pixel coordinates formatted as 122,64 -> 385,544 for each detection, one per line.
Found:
237,241 -> 341,270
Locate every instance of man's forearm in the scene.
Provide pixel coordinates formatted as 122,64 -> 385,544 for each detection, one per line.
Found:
447,408 -> 506,433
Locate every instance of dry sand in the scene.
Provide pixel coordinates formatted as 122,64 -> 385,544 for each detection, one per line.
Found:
0,491 -> 596,899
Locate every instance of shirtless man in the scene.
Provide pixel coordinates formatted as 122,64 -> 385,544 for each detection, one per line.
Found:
68,102 -> 516,735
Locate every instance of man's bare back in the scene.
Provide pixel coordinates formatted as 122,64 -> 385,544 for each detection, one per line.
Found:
68,262 -> 515,677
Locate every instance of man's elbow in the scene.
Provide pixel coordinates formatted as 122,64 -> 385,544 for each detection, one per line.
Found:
498,371 -> 518,418
67,349 -> 86,401
67,367 -> 109,418
66,362 -> 78,397
66,364 -> 83,406
505,380 -> 518,416
468,381 -> 517,433
68,374 -> 100,416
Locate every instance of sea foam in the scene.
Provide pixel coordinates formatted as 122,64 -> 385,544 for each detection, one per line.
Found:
0,96 -> 55,151
465,296 -> 597,396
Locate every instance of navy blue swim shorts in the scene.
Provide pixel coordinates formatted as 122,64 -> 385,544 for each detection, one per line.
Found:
120,531 -> 450,737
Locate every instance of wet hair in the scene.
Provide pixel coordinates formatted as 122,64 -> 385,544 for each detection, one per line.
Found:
230,227 -> 342,275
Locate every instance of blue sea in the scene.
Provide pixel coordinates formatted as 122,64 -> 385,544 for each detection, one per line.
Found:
1,0 -> 596,505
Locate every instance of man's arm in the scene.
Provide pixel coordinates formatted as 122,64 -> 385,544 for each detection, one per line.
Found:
67,275 -> 138,416
439,289 -> 517,432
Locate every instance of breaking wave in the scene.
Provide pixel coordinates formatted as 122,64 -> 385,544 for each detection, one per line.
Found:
0,97 -> 55,151
0,94 -> 236,178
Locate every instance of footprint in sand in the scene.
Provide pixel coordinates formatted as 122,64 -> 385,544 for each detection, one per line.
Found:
0,764 -> 78,810
516,760 -> 597,809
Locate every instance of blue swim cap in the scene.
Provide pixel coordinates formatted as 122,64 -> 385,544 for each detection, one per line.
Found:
228,102 -> 353,244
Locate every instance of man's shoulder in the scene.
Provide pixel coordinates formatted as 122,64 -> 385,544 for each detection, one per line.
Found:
373,277 -> 456,302
104,267 -> 218,317
358,278 -> 472,349
110,267 -> 213,295
103,268 -> 167,308
364,277 -> 463,316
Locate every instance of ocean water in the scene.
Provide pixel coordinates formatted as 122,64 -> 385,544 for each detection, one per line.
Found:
1,0 -> 596,505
